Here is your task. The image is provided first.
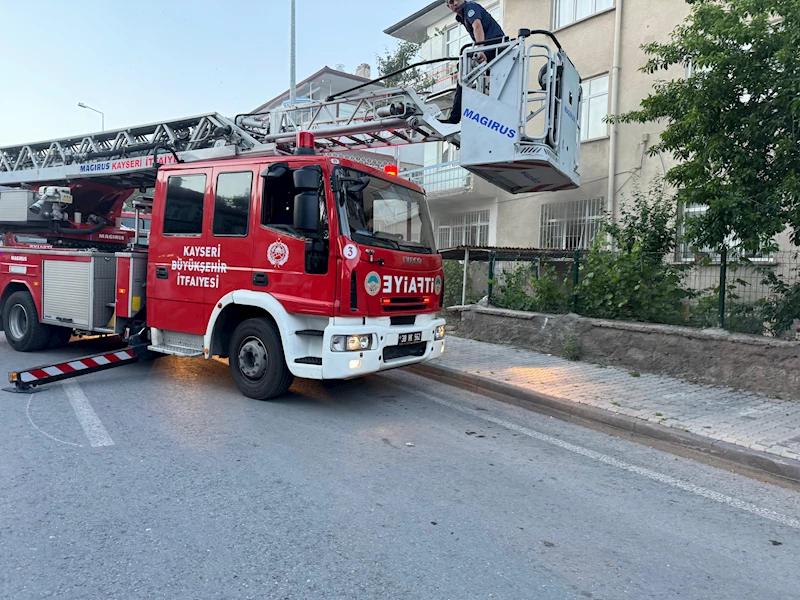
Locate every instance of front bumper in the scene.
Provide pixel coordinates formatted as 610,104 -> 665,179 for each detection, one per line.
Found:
321,317 -> 446,380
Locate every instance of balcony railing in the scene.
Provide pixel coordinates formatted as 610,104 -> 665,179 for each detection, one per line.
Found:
400,161 -> 472,197
415,63 -> 459,95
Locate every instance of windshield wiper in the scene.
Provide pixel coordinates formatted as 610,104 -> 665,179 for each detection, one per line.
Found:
398,241 -> 432,254
352,230 -> 400,250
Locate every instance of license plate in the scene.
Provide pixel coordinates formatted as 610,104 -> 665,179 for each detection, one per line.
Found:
398,332 -> 422,345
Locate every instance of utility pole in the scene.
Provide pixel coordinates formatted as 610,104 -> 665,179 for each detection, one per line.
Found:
289,0 -> 297,105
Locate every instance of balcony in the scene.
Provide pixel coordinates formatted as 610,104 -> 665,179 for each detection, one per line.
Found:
401,161 -> 499,203
401,161 -> 471,198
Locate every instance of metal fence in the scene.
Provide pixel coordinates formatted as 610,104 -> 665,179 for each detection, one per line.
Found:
446,248 -> 800,338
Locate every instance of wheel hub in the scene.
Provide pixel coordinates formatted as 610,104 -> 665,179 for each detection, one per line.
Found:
8,304 -> 28,341
238,337 -> 268,380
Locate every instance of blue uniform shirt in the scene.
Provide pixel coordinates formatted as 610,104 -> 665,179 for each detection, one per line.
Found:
456,2 -> 506,43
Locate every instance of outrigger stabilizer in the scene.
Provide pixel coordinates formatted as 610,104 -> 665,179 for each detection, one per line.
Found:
4,335 -> 157,393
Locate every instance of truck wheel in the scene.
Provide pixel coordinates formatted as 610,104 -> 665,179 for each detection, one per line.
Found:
3,290 -> 51,352
229,318 -> 294,400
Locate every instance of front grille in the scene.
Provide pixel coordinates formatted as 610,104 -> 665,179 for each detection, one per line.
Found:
390,316 -> 416,326
383,341 -> 427,362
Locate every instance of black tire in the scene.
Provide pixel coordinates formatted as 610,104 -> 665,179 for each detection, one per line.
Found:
49,326 -> 73,349
3,290 -> 51,352
229,318 -> 294,400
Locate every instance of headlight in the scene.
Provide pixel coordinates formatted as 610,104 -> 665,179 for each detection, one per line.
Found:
331,334 -> 373,352
434,325 -> 446,340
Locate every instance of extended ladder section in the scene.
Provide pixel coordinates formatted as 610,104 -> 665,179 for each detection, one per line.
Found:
0,31 -> 580,194
0,113 -> 265,188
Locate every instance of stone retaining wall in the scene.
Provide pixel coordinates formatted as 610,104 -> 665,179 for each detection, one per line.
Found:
448,305 -> 800,398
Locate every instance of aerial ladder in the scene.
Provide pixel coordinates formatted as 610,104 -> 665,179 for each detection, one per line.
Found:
0,29 -> 581,226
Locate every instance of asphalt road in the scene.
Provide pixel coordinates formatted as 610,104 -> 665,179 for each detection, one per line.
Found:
1,335 -> 799,600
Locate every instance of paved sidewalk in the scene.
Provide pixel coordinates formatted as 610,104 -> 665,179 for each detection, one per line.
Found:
420,336 -> 800,465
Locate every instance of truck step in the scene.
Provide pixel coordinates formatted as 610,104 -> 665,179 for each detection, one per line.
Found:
148,344 -> 204,358
295,330 -> 324,337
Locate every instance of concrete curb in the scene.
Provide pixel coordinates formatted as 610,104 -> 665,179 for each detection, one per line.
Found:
408,362 -> 800,484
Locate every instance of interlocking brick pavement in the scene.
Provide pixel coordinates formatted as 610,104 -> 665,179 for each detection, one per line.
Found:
437,336 -> 800,460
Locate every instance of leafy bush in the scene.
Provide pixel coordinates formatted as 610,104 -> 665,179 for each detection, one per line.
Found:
575,178 -> 688,324
759,271 -> 800,337
442,260 -> 483,307
576,247 -> 688,324
493,263 -> 569,314
687,283 -> 766,334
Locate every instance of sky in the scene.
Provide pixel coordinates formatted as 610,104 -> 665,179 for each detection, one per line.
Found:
0,0 -> 435,146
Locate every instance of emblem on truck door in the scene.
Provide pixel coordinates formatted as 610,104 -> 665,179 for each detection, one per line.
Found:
365,271 -> 381,296
267,240 -> 289,267
435,275 -> 442,295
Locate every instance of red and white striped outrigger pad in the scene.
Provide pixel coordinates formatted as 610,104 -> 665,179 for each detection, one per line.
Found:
11,349 -> 137,385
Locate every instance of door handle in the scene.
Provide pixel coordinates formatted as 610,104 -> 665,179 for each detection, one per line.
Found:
252,272 -> 268,287
156,266 -> 168,280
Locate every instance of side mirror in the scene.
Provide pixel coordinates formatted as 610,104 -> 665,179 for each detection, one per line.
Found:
293,166 -> 322,232
262,162 -> 289,179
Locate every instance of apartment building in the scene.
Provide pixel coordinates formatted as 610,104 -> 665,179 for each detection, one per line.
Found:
387,0 -> 692,252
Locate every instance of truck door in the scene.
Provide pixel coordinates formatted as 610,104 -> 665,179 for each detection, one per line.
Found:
252,161 -> 336,315
204,166 -> 257,304
147,167 -> 212,335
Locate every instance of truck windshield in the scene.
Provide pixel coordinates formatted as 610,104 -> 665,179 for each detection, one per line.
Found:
336,167 -> 436,254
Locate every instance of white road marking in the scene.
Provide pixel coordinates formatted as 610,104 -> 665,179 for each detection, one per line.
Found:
63,380 -> 114,447
399,383 -> 800,531
26,395 -> 82,447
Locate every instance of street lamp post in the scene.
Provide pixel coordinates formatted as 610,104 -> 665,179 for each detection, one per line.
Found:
289,0 -> 296,105
77,102 -> 105,131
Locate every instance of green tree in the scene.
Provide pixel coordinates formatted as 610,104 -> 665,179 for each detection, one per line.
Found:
376,40 -> 429,88
609,0 -> 800,254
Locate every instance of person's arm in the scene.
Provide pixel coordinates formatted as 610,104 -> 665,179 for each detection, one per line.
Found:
472,18 -> 487,62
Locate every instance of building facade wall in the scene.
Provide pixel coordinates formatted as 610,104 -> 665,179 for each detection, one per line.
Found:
500,0 -> 691,250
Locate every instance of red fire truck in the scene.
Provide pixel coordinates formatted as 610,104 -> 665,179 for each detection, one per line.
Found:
0,32 -> 581,399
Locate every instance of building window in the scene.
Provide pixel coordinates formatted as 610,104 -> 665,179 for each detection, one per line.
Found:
554,0 -> 614,29
540,197 -> 605,250
437,210 -> 491,249
213,171 -> 252,236
580,74 -> 609,141
677,204 -> 772,262
163,174 -> 206,235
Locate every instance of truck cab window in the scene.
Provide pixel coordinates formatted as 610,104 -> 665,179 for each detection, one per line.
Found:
261,166 -> 328,238
261,166 -> 295,229
163,174 -> 206,235
213,171 -> 252,236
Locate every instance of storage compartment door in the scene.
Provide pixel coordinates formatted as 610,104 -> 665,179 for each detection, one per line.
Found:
42,260 -> 91,327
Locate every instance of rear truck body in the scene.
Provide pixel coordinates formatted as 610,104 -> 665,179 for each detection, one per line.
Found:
0,153 -> 445,399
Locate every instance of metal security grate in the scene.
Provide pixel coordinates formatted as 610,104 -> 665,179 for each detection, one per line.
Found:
436,209 -> 490,250
540,197 -> 605,250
